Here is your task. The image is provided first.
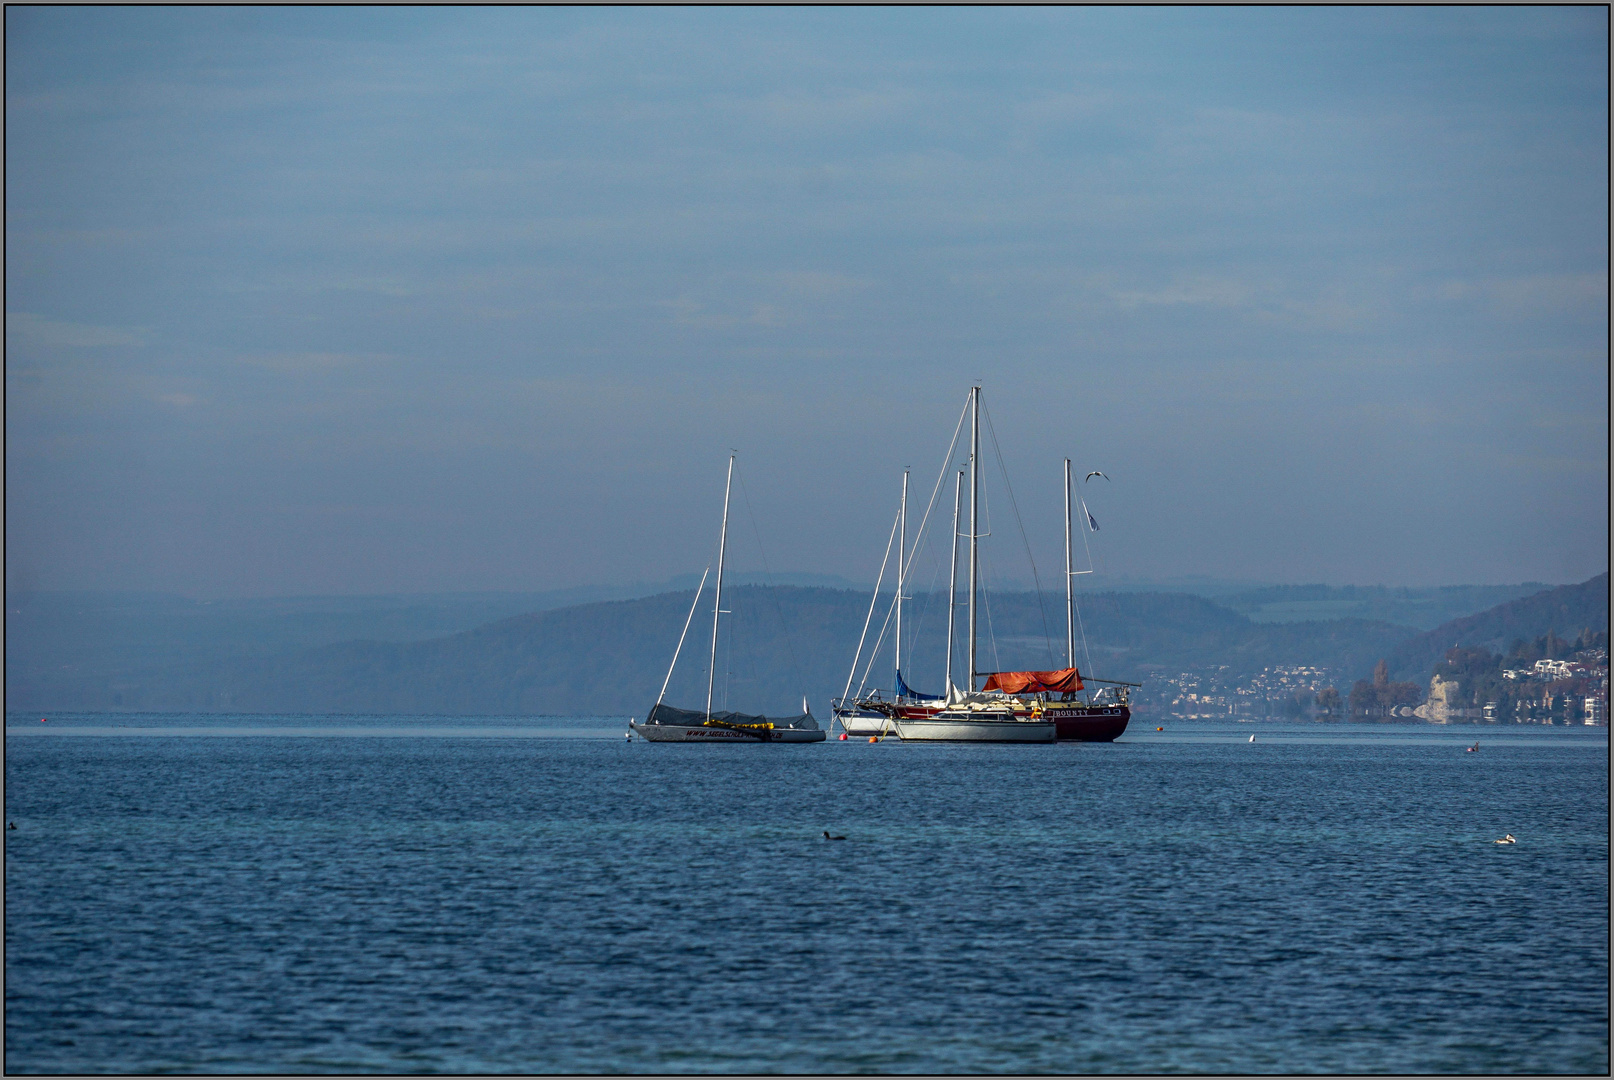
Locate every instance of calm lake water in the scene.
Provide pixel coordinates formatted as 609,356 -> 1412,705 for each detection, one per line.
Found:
5,714 -> 1608,1074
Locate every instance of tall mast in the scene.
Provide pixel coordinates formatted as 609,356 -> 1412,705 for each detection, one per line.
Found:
1064,458 -> 1075,669
968,385 -> 980,692
706,454 -> 735,721
895,469 -> 908,692
946,467 -> 962,695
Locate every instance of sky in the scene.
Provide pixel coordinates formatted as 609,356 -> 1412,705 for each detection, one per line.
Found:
6,7 -> 1608,598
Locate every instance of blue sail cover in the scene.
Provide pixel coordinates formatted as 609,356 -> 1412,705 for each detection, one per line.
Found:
896,670 -> 943,701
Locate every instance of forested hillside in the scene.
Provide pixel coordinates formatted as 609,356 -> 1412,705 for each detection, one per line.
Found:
1383,573 -> 1609,683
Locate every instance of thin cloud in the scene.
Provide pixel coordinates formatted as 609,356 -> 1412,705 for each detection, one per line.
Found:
6,312 -> 145,348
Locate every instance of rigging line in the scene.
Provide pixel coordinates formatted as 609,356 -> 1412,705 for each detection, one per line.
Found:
1074,490 -> 1099,680
1072,583 -> 1095,692
734,460 -> 807,697
901,393 -> 971,585
656,567 -> 710,708
976,479 -> 1004,679
840,506 -> 902,705
980,545 -> 1003,678
722,611 -> 731,712
856,588 -> 901,701
983,403 -> 1058,668
902,540 -> 951,689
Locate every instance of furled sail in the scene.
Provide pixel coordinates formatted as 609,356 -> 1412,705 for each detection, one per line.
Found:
646,703 -> 819,730
981,667 -> 1084,694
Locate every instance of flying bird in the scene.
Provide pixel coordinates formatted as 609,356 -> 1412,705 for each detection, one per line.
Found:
1085,471 -> 1109,482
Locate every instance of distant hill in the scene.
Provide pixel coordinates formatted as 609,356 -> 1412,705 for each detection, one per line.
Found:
1221,583 -> 1552,631
4,574 -> 867,690
9,586 -> 1420,717
1382,573 -> 1610,684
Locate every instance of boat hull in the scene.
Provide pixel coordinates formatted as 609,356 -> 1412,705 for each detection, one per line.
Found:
892,717 -> 1056,742
1043,705 -> 1130,742
832,710 -> 898,737
630,721 -> 826,743
877,701 -> 1130,741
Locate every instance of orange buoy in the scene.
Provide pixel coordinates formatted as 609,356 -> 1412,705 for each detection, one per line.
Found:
1156,726 -> 1163,731
868,736 -> 878,743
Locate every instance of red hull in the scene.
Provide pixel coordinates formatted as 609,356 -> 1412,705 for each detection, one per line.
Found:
1044,706 -> 1130,742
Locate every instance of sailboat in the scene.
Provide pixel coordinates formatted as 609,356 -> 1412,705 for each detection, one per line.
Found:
830,468 -> 940,738
833,389 -> 1135,742
888,387 -> 1053,741
630,456 -> 826,743
891,456 -> 1137,740
1032,459 -> 1135,741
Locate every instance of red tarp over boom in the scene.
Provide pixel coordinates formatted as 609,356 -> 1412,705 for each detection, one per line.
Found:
982,667 -> 1084,694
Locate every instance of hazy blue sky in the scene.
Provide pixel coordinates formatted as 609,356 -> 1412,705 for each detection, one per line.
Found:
7,7 -> 1608,597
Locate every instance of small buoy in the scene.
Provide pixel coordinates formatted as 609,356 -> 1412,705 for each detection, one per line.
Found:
1467,742 -> 1479,752
7,822 -> 15,830
839,732 -> 848,740
39,718 -> 47,723
868,736 -> 878,743
624,732 -> 632,741
1156,726 -> 1163,731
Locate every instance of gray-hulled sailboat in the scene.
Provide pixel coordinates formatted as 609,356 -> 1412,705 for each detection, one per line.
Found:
630,455 -> 825,743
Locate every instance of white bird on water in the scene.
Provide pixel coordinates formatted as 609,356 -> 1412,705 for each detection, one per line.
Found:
1494,834 -> 1516,845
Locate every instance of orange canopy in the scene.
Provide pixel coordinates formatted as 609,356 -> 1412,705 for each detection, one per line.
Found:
982,667 -> 1084,694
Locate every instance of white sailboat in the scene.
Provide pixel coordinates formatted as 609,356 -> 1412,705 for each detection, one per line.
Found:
831,470 -> 917,738
630,456 -> 826,743
893,387 -> 1055,742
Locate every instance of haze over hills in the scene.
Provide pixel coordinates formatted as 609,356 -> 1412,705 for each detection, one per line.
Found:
1219,584 -> 1552,631
9,576 -> 1604,717
1383,573 -> 1610,684
2,572 -> 867,687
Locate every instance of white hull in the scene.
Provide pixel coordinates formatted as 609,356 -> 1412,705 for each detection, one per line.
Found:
833,711 -> 897,737
630,721 -> 826,743
893,716 -> 1056,742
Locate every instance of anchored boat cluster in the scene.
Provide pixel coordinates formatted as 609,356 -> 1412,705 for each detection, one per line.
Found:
630,386 -> 1136,745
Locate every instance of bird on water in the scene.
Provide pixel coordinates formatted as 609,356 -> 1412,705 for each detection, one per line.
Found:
1494,834 -> 1516,844
823,831 -> 846,841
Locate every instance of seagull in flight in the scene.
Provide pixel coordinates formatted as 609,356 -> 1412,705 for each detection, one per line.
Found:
1085,471 -> 1109,482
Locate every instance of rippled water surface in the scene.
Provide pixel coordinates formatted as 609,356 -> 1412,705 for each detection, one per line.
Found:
6,715 -> 1608,1073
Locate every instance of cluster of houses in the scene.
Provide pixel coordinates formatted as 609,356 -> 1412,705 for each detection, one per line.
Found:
1144,666 -> 1337,720
1486,650 -> 1608,725
1503,657 -> 1602,682
1142,654 -> 1608,726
